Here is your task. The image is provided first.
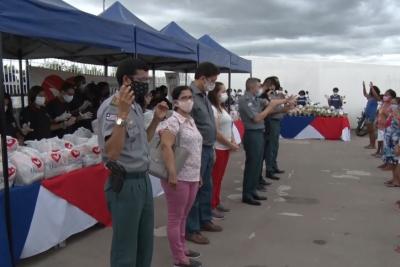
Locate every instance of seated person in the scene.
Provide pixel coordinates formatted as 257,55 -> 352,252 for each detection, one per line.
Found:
20,86 -> 66,141
3,94 -> 24,141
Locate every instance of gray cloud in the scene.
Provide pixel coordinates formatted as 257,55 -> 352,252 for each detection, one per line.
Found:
65,0 -> 400,61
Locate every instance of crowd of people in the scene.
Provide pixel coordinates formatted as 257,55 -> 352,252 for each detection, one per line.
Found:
362,81 -> 400,189
96,58 -> 299,267
3,76 -> 112,144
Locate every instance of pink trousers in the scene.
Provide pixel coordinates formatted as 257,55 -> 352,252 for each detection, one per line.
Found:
161,180 -> 199,265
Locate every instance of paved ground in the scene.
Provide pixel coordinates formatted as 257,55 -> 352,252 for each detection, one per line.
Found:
20,135 -> 400,267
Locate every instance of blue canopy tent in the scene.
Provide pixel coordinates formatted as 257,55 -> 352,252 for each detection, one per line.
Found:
99,1 -> 198,70
199,34 -> 252,74
0,1 -> 142,266
161,22 -> 230,71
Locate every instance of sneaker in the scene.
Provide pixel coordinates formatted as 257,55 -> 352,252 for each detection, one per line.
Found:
185,250 -> 201,259
216,204 -> 230,213
201,221 -> 223,232
186,232 -> 210,245
212,209 -> 225,220
174,258 -> 202,267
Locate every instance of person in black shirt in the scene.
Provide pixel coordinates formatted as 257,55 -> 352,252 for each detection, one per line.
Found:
20,86 -> 66,141
46,81 -> 84,138
148,85 -> 173,110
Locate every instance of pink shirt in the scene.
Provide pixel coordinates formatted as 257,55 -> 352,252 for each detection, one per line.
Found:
157,111 -> 203,182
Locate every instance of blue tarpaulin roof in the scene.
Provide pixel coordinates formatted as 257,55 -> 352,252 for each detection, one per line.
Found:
161,22 -> 231,70
0,0 -> 136,65
199,34 -> 252,73
100,2 -> 198,67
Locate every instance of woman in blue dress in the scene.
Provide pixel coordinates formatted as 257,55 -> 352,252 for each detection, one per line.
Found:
363,81 -> 380,149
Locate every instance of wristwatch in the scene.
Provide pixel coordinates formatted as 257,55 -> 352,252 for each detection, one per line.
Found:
115,117 -> 127,127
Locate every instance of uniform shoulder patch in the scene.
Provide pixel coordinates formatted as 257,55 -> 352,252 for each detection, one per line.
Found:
106,113 -> 117,121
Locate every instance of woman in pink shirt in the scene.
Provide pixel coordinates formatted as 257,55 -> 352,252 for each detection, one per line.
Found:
157,86 -> 203,267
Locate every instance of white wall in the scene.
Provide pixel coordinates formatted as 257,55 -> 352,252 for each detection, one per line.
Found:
220,56 -> 400,127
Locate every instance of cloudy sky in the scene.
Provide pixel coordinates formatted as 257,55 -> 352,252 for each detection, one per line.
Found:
64,0 -> 400,64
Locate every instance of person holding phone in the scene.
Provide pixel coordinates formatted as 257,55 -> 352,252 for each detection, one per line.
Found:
97,58 -> 168,267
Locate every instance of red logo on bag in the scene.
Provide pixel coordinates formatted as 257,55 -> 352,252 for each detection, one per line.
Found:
8,167 -> 16,177
92,147 -> 101,155
65,143 -> 73,149
31,158 -> 42,168
71,150 -> 80,158
6,138 -> 16,148
51,153 -> 61,163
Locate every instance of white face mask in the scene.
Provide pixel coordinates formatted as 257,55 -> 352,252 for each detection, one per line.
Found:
63,95 -> 74,103
176,99 -> 194,113
219,93 -> 228,103
35,96 -> 46,107
205,80 -> 216,92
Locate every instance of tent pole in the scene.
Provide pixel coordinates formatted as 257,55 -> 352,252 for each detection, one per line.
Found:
196,44 -> 200,67
134,27 -> 138,59
18,51 -> 25,108
25,59 -> 30,91
185,70 -> 188,86
228,68 -> 232,113
0,32 -> 16,267
152,67 -> 156,90
104,59 -> 108,77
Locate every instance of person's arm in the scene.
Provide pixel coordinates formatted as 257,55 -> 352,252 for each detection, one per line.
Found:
105,85 -> 134,161
253,99 -> 288,123
369,82 -> 381,100
146,101 -> 169,142
363,81 -> 368,98
160,130 -> 178,188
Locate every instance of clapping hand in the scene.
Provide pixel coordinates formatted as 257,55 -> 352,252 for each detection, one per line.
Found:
154,101 -> 169,121
21,122 -> 34,136
79,111 -> 94,120
65,117 -> 77,127
55,111 -> 72,122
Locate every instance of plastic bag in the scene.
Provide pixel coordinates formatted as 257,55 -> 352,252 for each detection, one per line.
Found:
0,162 -> 17,191
64,148 -> 83,173
6,136 -> 19,153
41,150 -> 67,179
74,127 -> 93,139
63,134 -> 89,146
79,136 -> 102,167
9,150 -> 44,185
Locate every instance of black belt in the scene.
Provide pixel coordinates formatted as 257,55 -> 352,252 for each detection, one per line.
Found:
245,129 -> 264,132
125,171 -> 149,180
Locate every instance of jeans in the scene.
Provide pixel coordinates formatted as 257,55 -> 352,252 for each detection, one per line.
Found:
186,145 -> 214,233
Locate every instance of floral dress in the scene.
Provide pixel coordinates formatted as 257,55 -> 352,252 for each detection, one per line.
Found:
383,107 -> 400,164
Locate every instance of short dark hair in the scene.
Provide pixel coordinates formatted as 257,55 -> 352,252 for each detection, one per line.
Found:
386,89 -> 397,99
333,87 -> 339,92
195,62 -> 220,80
74,75 -> 86,84
246,78 -> 261,90
116,58 -> 149,86
171,86 -> 192,100
371,85 -> 380,96
61,81 -> 75,92
208,82 -> 225,112
299,90 -> 305,96
28,86 -> 44,104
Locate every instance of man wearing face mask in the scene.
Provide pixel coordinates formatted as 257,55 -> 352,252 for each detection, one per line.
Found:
328,87 -> 343,110
46,81 -> 78,137
239,78 -> 293,206
97,58 -> 168,267
186,62 -> 221,245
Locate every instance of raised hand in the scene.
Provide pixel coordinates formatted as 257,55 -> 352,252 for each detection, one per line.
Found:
117,84 -> 135,119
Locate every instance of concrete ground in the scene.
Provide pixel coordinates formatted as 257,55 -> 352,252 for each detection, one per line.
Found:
20,135 -> 400,267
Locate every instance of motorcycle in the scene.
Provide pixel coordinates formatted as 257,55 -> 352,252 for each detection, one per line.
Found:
355,110 -> 368,136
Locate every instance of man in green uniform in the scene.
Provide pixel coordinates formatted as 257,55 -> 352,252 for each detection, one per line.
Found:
239,78 -> 293,206
97,58 -> 168,267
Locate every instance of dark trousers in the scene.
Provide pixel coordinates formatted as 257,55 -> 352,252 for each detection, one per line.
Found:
242,130 -> 264,199
105,174 -> 154,267
186,145 -> 214,233
265,118 -> 281,174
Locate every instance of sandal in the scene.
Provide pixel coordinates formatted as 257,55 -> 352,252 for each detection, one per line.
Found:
384,180 -> 394,185
386,183 -> 400,188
